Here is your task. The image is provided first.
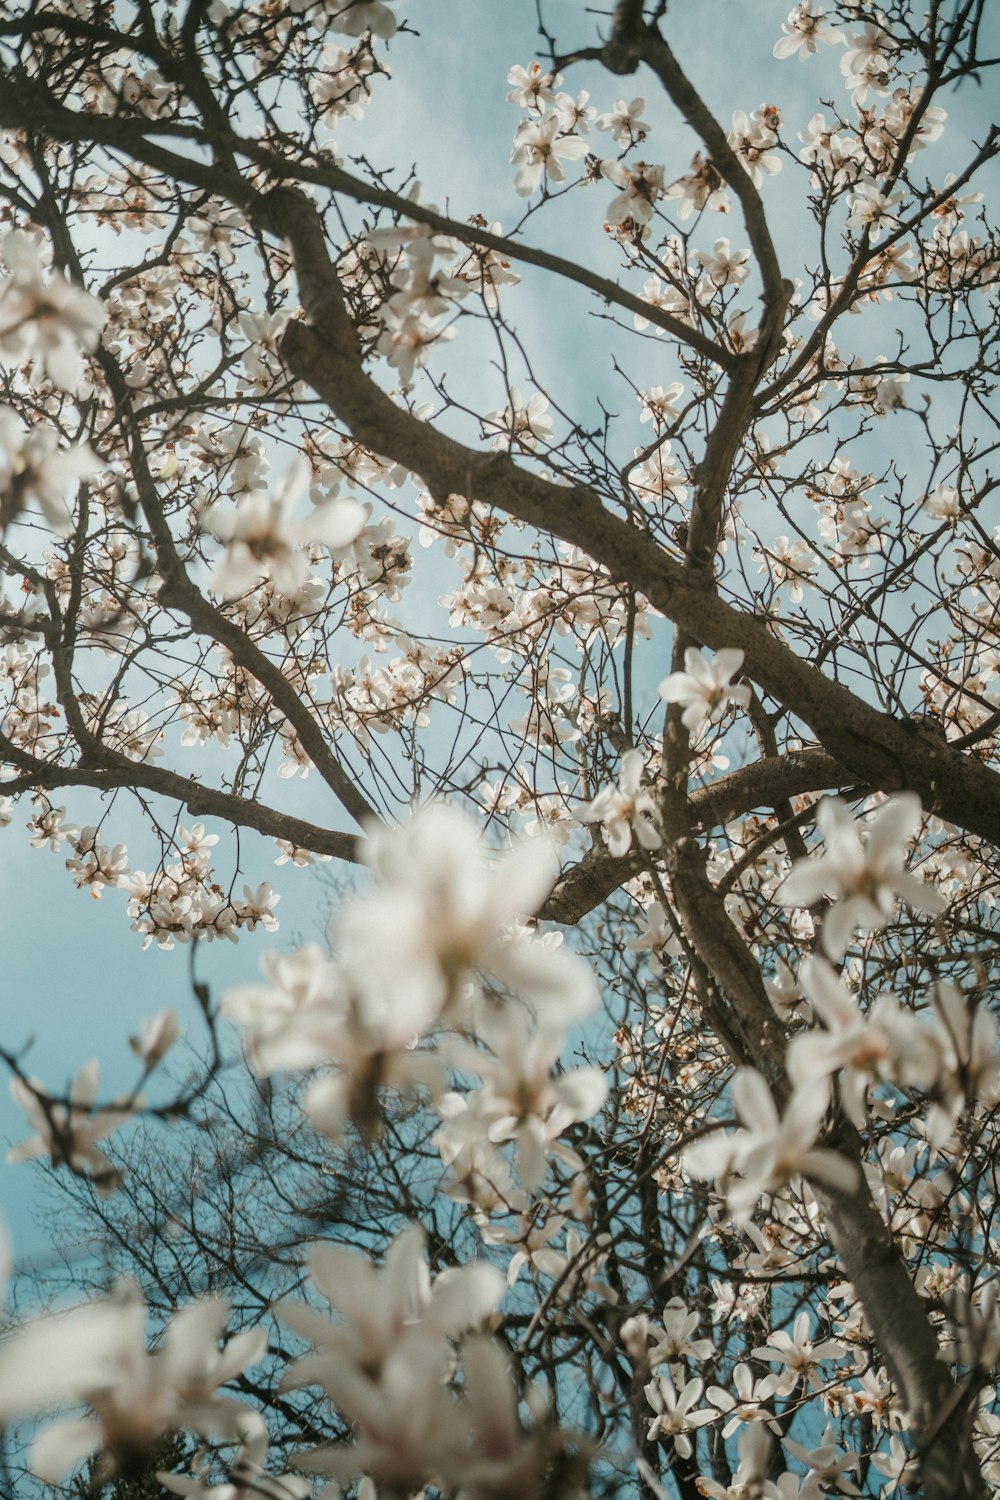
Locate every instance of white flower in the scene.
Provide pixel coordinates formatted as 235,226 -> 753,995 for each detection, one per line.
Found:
375,303 -> 456,387
442,1002 -> 608,1189
131,1009 -> 181,1066
705,1363 -> 781,1437
665,154 -> 729,219
221,943 -> 341,1075
601,160 -> 664,226
650,1298 -> 716,1368
0,406 -> 101,534
774,2 -> 839,61
161,1424 -> 310,1500
923,482 -> 961,522
7,1060 -> 136,1195
279,1226 -> 509,1490
752,1310 -> 845,1395
696,237 -> 751,289
783,1426 -> 862,1495
659,647 -> 751,734
339,804 -> 593,1024
506,62 -> 562,112
788,955 -> 941,1118
205,455 -> 364,600
0,230 -> 106,390
226,807 -> 597,1142
575,749 -> 661,858
845,179 -> 904,243
779,793 -> 946,958
840,23 -> 897,104
594,96 -> 649,145
639,382 -> 684,427
279,1224 -> 503,1385
728,107 -> 782,189
323,0 -> 397,39
0,1285 -> 266,1482
483,387 -> 553,451
510,111 -> 588,197
644,1371 -> 717,1458
626,900 -> 680,977
684,1068 -> 857,1219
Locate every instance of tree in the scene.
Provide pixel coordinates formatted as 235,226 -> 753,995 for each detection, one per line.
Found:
0,0 -> 998,1496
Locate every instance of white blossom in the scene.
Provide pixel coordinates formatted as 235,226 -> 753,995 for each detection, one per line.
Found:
659,647 -> 751,734
780,793 -> 946,958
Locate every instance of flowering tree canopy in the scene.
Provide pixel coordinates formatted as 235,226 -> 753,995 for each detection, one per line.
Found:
0,1 -> 999,1497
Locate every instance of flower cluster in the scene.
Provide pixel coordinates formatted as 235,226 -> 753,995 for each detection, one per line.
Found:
223,805 -> 606,1191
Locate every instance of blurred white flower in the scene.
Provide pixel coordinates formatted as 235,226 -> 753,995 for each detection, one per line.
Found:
205,455 -> 364,599
7,1059 -> 136,1195
0,406 -> 100,534
0,1284 -> 266,1482
779,793 -> 945,958
0,230 -> 105,390
130,1009 -> 180,1066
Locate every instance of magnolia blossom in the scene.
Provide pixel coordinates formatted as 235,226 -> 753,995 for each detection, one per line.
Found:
279,1225 -> 526,1492
225,805 -> 599,1145
753,1310 -> 845,1396
510,111 -> 587,196
841,23 -> 897,104
594,96 -> 649,145
7,1059 -> 136,1195
161,1424 -> 310,1500
278,1224 -> 504,1385
783,1427 -> 862,1495
649,1297 -> 716,1369
639,382 -> 684,426
684,1068 -> 856,1219
205,455 -> 364,599
705,1363 -> 782,1437
602,160 -> 664,225
659,647 -> 751,734
324,0 -> 397,38
0,406 -> 100,534
788,955 -> 941,1123
728,107 -> 782,189
0,1285 -> 266,1482
375,302 -> 457,385
131,1008 -> 181,1066
644,1372 -> 717,1458
779,793 -> 946,958
506,62 -> 562,112
441,1001 -> 608,1188
0,229 -> 106,389
696,237 -> 751,289
774,2 -> 839,60
665,154 -> 730,219
923,482 -> 962,522
845,179 -> 904,243
483,387 -> 554,450
575,749 -> 661,857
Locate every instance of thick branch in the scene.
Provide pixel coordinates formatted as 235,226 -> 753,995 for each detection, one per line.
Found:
635,24 -> 786,306
0,739 -> 360,863
542,749 -> 851,923
270,196 -> 1000,847
0,75 -> 734,370
94,347 -> 378,831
